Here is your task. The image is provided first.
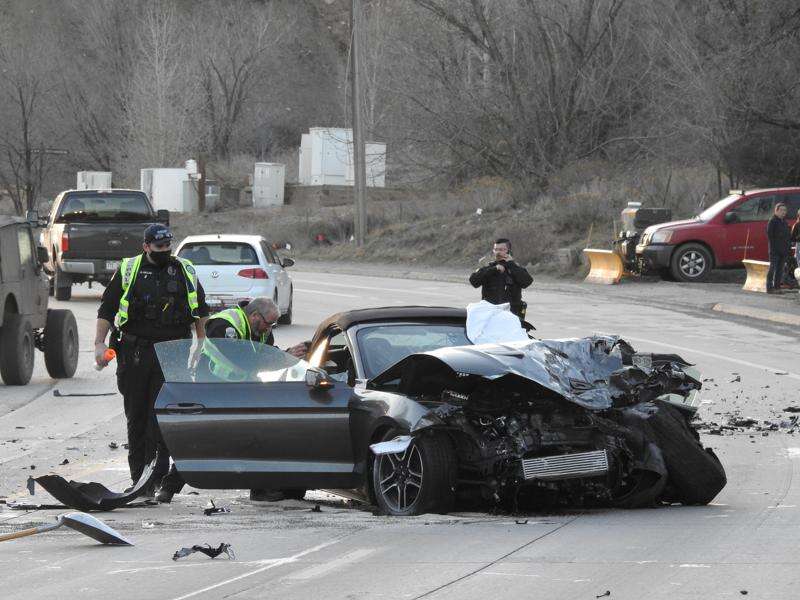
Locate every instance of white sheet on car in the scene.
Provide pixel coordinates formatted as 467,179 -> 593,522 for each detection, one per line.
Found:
466,300 -> 528,345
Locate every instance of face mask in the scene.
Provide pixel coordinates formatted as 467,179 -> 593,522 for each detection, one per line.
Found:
149,250 -> 171,267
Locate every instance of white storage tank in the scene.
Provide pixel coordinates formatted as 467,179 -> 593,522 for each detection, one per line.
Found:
140,168 -> 191,212
77,171 -> 112,190
345,141 -> 386,188
252,163 -> 285,207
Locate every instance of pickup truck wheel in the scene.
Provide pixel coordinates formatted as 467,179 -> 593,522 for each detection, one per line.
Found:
0,315 -> 35,385
670,243 -> 712,282
54,267 -> 72,301
43,309 -> 79,379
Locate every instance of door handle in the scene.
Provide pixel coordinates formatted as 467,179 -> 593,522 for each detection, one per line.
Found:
165,403 -> 206,414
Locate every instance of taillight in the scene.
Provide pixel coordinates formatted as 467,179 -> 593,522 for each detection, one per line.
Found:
61,231 -> 69,252
237,268 -> 268,279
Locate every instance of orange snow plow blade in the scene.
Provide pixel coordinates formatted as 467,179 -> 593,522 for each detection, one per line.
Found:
583,249 -> 625,285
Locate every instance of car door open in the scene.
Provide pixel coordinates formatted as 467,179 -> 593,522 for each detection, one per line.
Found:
154,339 -> 357,490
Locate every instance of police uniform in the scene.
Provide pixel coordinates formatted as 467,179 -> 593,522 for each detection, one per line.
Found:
199,304 -> 275,380
469,259 -> 533,319
98,249 -> 209,485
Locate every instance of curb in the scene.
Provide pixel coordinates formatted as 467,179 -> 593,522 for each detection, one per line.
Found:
712,302 -> 800,327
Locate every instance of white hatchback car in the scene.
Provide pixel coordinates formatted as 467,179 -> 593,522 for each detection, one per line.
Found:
175,234 -> 294,324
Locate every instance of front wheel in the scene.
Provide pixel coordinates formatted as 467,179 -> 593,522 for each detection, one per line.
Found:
670,243 -> 712,282
372,431 -> 456,516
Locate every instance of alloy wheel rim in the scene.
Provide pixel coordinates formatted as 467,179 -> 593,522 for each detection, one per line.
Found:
377,444 -> 423,512
680,251 -> 705,277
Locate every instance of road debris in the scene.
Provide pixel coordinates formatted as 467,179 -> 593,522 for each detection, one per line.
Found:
27,476 -> 35,495
784,407 -> 800,413
53,389 -> 116,397
108,442 -> 119,450
596,592 -> 611,598
203,500 -> 231,516
0,512 -> 133,545
141,521 -> 155,529
172,543 -> 235,561
730,375 -> 741,383
311,504 -> 322,513
59,459 -> 69,465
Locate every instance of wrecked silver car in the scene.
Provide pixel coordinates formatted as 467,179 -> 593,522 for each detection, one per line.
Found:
39,307 -> 726,516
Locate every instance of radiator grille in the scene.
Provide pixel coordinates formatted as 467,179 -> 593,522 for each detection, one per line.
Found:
521,449 -> 609,481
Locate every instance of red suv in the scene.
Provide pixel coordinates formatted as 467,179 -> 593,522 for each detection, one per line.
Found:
636,187 -> 800,281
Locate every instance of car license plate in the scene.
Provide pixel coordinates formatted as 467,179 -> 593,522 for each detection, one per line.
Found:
106,260 -> 120,271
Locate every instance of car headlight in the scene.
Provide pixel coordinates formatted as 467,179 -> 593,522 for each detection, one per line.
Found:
650,229 -> 673,244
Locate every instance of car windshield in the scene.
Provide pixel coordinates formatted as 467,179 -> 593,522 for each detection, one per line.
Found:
56,193 -> 152,222
155,338 -> 309,383
178,242 -> 258,265
696,194 -> 739,221
356,323 -> 471,379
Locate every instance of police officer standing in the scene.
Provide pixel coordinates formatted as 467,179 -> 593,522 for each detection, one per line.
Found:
94,224 -> 210,495
469,238 -> 533,319
155,296 -> 307,503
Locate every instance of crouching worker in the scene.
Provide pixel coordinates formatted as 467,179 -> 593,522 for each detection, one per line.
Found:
155,297 -> 308,503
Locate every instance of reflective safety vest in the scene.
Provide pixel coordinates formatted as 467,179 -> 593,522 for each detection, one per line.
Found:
201,306 -> 268,381
115,254 -> 199,328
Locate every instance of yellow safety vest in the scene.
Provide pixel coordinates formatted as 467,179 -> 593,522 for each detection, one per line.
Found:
201,306 -> 268,381
115,254 -> 199,328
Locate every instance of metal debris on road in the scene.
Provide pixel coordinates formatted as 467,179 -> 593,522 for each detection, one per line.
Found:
59,459 -> 69,465
53,389 -> 116,397
203,500 -> 231,516
0,512 -> 133,546
596,592 -> 611,598
108,442 -> 119,449
172,543 -> 235,561
730,375 -> 741,383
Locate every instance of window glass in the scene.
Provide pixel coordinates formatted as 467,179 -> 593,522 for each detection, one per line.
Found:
729,195 -> 776,223
260,242 -> 276,264
356,323 -> 470,379
178,242 -> 258,265
56,192 -> 151,222
17,227 -> 33,267
783,194 -> 800,219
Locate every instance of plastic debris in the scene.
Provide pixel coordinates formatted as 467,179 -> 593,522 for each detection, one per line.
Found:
109,442 -> 119,450
173,543 -> 235,561
53,389 -> 116,397
203,500 -> 231,516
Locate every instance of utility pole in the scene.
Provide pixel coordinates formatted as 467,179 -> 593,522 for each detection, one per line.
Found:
350,0 -> 367,246
197,153 -> 206,212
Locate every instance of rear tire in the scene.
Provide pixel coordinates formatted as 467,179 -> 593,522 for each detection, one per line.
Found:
54,267 -> 72,301
372,430 -> 456,516
0,315 -> 35,385
43,309 -> 79,379
670,243 -> 712,282
278,288 -> 293,325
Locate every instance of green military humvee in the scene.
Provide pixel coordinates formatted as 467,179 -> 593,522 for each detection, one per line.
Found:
0,214 -> 78,385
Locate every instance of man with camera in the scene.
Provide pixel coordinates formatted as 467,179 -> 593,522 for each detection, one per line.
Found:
469,238 -> 533,320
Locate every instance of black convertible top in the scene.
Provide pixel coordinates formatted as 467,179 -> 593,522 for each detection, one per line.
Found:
310,306 -> 466,345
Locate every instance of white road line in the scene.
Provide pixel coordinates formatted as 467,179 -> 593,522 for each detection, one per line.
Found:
292,279 -> 456,297
285,547 -> 376,581
168,538 -> 342,600
622,335 -> 800,381
293,288 -> 361,299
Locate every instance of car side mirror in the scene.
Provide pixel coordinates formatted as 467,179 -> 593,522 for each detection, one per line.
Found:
305,367 -> 333,390
36,246 -> 49,264
724,212 -> 739,224
281,257 -> 295,268
157,209 -> 170,225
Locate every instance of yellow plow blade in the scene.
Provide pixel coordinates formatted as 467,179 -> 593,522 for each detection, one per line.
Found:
583,249 -> 625,285
742,259 -> 770,293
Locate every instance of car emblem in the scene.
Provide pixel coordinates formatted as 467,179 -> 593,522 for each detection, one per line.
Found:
211,271 -> 219,278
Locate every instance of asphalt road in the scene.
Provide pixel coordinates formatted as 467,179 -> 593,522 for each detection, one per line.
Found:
1,272 -> 798,599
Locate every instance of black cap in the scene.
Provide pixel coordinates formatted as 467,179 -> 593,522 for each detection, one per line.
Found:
144,224 -> 173,244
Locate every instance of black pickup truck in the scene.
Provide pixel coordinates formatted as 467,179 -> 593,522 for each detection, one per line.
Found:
42,189 -> 169,300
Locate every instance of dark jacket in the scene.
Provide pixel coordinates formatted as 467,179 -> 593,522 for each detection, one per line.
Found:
98,254 -> 210,341
767,215 -> 791,256
469,259 -> 533,315
791,221 -> 800,244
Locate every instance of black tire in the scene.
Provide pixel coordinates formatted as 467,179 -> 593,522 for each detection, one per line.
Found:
372,430 -> 456,516
0,315 -> 35,385
54,266 -> 72,301
670,243 -> 712,282
278,288 -> 293,325
43,309 -> 79,379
